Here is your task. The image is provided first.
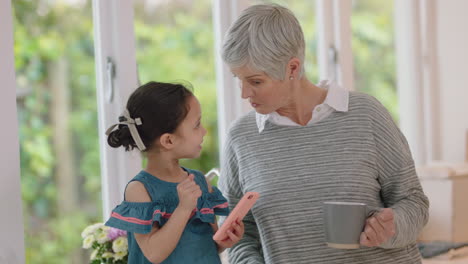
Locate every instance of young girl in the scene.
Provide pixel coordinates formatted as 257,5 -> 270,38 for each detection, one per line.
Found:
105,81 -> 244,264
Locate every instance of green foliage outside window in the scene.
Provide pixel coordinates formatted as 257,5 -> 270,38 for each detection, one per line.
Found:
352,0 -> 399,122
134,0 -> 219,173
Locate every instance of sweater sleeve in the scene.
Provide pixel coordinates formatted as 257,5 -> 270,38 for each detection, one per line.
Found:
218,131 -> 265,264
369,97 -> 429,249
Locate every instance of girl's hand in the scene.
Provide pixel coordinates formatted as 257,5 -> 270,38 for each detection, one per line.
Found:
360,208 -> 396,247
176,174 -> 202,212
215,219 -> 245,249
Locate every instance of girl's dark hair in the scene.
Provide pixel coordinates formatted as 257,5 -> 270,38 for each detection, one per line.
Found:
107,81 -> 193,151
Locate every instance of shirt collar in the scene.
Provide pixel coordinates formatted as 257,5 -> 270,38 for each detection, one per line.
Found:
255,80 -> 349,133
320,80 -> 349,112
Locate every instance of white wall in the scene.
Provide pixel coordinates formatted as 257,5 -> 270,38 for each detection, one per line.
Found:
0,1 -> 26,263
437,0 -> 468,162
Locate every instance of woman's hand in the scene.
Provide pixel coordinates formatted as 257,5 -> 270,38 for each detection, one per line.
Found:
176,174 -> 202,213
215,219 -> 245,249
360,208 -> 396,247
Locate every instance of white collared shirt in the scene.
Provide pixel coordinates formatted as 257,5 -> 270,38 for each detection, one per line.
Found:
255,80 -> 349,133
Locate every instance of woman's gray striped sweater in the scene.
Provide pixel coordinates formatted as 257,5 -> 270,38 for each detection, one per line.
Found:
218,92 -> 429,264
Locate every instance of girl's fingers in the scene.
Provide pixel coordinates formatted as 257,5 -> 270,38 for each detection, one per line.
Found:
179,174 -> 196,187
232,220 -> 243,235
187,184 -> 201,195
188,174 -> 195,181
237,219 -> 244,228
226,229 -> 239,242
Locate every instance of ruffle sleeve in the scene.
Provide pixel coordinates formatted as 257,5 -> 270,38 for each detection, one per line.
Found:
105,201 -> 169,234
194,186 -> 230,223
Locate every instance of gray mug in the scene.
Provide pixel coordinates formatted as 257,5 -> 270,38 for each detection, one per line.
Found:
322,201 -> 381,249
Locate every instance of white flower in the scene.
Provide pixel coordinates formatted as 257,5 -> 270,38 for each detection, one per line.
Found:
90,249 -> 99,260
100,225 -> 110,233
112,236 -> 128,253
114,250 -> 128,260
96,231 -> 110,244
82,235 -> 95,249
102,252 -> 113,259
81,223 -> 104,238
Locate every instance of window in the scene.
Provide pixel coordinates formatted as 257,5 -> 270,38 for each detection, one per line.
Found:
351,0 -> 398,121
134,0 -> 219,173
13,0 -> 100,262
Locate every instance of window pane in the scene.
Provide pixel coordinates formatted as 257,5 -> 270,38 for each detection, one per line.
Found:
351,0 -> 399,121
134,0 -> 218,173
13,0 -> 100,263
250,0 -> 319,82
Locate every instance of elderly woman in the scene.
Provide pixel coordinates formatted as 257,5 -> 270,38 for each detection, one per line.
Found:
217,3 -> 429,264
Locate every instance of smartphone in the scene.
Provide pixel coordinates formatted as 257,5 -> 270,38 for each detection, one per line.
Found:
213,191 -> 259,241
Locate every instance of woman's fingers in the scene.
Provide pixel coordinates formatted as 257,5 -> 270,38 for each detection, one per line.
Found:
360,209 -> 396,247
362,221 -> 379,246
377,208 -> 394,223
367,217 -> 385,244
360,232 -> 372,247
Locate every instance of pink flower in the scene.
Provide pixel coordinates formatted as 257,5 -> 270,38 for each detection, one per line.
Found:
107,227 -> 127,241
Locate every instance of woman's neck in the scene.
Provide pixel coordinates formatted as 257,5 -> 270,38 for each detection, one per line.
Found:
276,78 -> 327,126
144,151 -> 187,183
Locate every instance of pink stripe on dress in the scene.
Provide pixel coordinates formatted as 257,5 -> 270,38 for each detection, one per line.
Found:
212,202 -> 229,209
200,208 -> 214,214
111,212 -> 152,225
153,210 -> 171,219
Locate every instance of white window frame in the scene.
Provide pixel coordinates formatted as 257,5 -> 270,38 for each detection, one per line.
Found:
213,0 -> 252,155
419,0 -> 441,163
316,0 -> 354,91
394,0 -> 426,165
0,1 -> 25,263
394,0 -> 439,165
92,0 -> 142,218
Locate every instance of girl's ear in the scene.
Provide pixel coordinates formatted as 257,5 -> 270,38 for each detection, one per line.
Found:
159,133 -> 176,150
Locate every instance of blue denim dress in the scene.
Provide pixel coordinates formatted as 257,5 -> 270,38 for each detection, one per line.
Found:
105,168 -> 229,264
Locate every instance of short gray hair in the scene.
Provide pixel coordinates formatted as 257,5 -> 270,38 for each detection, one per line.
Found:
222,4 -> 305,80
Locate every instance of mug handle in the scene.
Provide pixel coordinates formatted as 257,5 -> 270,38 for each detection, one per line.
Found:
366,206 -> 382,218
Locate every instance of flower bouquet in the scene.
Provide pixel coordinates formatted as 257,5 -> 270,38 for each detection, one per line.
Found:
81,223 -> 128,264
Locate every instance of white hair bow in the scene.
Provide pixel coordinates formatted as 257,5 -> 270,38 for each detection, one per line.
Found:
105,109 -> 146,151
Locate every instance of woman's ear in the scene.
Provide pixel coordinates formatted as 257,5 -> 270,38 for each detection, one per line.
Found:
159,133 -> 175,150
287,57 -> 301,79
